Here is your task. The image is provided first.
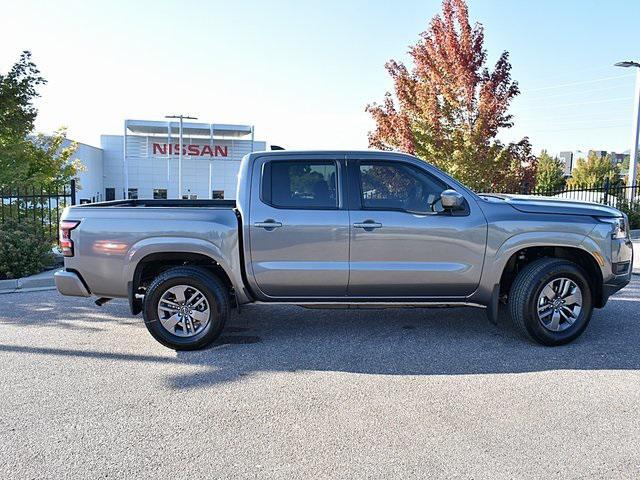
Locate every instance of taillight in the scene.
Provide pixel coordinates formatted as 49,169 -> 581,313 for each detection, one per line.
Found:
59,220 -> 80,257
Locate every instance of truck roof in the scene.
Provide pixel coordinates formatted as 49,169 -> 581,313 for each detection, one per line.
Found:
250,149 -> 417,159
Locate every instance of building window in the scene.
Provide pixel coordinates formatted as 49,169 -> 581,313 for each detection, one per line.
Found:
105,188 -> 115,201
128,188 -> 138,200
153,189 -> 167,199
212,190 -> 224,199
182,194 -> 198,200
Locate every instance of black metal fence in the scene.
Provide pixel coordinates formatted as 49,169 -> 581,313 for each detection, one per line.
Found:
1,179 -> 637,241
505,181 -> 639,213
0,180 -> 76,242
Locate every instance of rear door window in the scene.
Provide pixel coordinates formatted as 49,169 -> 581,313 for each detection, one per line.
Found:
262,161 -> 338,209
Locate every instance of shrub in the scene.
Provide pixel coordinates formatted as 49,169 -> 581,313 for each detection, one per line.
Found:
612,193 -> 640,230
620,203 -> 640,230
0,220 -> 53,279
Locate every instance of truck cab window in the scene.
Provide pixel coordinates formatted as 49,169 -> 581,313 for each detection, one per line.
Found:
264,161 -> 337,209
359,162 -> 447,214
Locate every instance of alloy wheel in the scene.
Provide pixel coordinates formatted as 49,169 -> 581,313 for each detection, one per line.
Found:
157,285 -> 211,337
536,277 -> 583,332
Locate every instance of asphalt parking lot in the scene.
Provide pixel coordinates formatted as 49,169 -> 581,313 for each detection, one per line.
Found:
1,279 -> 639,479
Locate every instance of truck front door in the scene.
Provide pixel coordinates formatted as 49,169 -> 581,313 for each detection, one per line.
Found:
248,155 -> 349,298
346,157 -> 487,298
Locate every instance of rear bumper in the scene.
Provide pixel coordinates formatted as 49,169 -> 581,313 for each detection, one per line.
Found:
54,270 -> 91,297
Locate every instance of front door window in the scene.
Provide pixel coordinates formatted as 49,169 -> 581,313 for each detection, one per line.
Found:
359,162 -> 446,214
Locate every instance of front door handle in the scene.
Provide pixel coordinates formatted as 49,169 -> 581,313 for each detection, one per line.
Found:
254,220 -> 283,230
353,221 -> 382,230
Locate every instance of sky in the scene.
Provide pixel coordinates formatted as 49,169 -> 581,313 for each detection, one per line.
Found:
1,0 -> 639,156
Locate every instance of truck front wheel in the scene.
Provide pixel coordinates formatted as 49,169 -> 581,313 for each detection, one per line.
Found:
509,258 -> 593,346
142,266 -> 229,350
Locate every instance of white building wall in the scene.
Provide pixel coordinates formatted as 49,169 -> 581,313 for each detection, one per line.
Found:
63,140 -> 104,203
100,134 -> 265,200
101,135 -> 125,199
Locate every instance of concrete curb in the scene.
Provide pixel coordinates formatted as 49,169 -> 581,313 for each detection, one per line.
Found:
0,286 -> 57,295
0,278 -> 18,290
0,269 -> 58,294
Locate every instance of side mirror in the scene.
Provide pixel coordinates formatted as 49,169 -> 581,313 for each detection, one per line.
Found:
440,189 -> 464,210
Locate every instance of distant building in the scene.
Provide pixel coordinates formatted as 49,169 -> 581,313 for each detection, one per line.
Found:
558,150 -> 588,177
64,118 -> 268,203
589,150 -> 608,159
573,150 -> 588,163
557,149 -> 628,178
558,151 -> 573,177
610,151 -> 628,168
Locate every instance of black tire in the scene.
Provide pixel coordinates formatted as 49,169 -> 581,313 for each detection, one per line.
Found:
143,266 -> 229,350
509,258 -> 593,346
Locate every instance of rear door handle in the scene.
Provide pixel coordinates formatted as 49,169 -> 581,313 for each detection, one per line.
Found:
353,221 -> 382,229
254,220 -> 283,229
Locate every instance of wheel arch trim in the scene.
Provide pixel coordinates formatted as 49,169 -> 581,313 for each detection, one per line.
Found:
122,237 -> 246,302
490,232 -> 601,280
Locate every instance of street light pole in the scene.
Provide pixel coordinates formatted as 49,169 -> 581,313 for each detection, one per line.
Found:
615,61 -> 640,200
165,114 -> 197,198
629,68 -> 640,198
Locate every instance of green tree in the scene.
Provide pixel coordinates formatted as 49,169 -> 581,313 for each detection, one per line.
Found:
0,51 -> 79,189
620,153 -> 639,185
621,155 -> 629,172
567,152 -> 620,188
534,150 -> 565,192
0,51 -> 82,280
0,51 -> 43,138
0,128 -> 80,188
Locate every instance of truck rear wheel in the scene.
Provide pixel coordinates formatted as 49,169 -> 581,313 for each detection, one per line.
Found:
142,266 -> 229,350
509,258 -> 593,346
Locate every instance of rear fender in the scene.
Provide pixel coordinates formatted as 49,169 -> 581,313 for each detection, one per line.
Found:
123,237 -> 243,299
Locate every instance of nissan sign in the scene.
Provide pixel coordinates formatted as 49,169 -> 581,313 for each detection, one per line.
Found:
152,143 -> 228,157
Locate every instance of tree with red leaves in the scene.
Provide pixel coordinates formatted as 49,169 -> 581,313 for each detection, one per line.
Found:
366,0 -> 536,192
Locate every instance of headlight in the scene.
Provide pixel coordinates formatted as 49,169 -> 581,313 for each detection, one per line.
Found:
597,216 -> 629,239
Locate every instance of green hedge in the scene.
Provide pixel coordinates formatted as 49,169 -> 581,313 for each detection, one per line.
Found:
616,199 -> 640,230
0,220 -> 53,279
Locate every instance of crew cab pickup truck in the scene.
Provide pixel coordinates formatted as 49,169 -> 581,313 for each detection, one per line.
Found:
55,150 -> 634,350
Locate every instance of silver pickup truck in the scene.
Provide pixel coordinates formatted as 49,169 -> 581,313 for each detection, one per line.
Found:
55,150 -> 633,350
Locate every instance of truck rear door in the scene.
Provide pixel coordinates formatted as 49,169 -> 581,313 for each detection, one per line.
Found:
247,154 -> 349,297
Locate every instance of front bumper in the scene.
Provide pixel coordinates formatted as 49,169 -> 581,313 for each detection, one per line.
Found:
602,274 -> 631,303
54,270 -> 91,297
601,239 -> 634,306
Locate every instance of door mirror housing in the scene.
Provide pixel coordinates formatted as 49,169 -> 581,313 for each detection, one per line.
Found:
440,189 -> 464,210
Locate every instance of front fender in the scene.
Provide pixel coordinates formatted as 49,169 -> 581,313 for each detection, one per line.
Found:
475,230 -> 599,304
493,231 -> 591,274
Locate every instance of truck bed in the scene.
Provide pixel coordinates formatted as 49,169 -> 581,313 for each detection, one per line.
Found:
60,200 -> 242,298
79,199 -> 236,208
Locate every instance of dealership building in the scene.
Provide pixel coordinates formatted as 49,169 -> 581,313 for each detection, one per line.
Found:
69,119 -> 267,203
